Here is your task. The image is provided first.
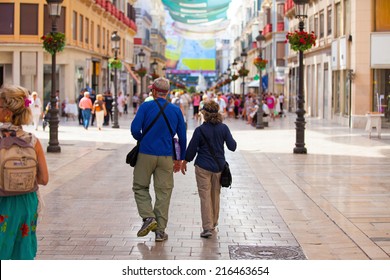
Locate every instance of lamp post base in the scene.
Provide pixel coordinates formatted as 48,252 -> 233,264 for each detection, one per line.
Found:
47,145 -> 61,153
293,147 -> 307,154
112,124 -> 119,129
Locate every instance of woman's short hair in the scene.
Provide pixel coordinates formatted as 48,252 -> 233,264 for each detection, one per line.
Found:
0,85 -> 32,125
202,100 -> 222,124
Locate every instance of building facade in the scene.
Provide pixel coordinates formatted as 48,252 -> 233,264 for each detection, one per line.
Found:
0,0 -> 138,108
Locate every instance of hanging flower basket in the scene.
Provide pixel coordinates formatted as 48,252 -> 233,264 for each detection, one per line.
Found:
151,73 -> 160,80
238,67 -> 249,77
136,67 -> 147,77
41,32 -> 66,55
108,58 -> 122,69
231,74 -> 239,81
253,57 -> 268,71
285,30 -> 317,52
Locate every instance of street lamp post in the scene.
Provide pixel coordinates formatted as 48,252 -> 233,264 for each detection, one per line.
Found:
138,49 -> 145,103
111,31 -> 120,129
240,49 -> 247,105
151,59 -> 158,77
227,66 -> 231,93
46,0 -> 63,153
162,66 -> 166,78
256,31 -> 266,129
293,0 -> 309,154
232,59 -> 237,94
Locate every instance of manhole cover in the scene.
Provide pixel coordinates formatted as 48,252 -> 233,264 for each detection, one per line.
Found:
228,245 -> 306,260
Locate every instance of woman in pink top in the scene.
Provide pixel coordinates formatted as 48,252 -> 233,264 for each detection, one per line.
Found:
78,91 -> 93,129
192,92 -> 201,122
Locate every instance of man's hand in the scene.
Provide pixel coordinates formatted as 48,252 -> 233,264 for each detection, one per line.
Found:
173,160 -> 181,173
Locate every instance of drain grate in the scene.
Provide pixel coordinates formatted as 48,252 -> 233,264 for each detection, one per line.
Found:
228,245 -> 306,260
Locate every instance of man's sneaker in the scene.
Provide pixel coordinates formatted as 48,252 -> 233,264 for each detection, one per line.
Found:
137,217 -> 157,237
200,229 -> 213,238
155,231 -> 168,242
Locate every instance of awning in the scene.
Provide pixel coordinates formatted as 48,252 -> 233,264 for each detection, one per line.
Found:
248,80 -> 260,88
124,63 -> 140,84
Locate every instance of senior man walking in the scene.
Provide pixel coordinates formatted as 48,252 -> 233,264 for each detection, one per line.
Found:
130,77 -> 187,242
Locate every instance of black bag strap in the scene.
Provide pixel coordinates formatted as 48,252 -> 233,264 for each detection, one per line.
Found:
154,99 -> 177,159
199,127 -> 223,172
138,102 -> 168,143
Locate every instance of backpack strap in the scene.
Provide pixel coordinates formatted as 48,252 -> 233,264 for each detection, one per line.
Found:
154,99 -> 178,160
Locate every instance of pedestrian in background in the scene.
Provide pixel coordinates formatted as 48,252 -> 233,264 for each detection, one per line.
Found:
78,91 -> 93,130
30,91 -> 42,130
180,100 -> 237,238
92,94 -> 107,130
77,89 -> 84,125
0,85 -> 49,259
131,77 -> 187,242
104,91 -> 113,126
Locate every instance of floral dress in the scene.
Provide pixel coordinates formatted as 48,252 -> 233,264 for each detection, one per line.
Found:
0,124 -> 39,260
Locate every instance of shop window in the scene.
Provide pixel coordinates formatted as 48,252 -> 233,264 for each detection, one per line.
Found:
333,71 -> 341,114
20,4 -> 38,35
85,18 -> 89,44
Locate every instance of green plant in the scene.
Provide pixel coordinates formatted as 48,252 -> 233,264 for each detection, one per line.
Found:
108,58 -> 122,69
41,32 -> 66,55
253,57 -> 268,70
136,67 -> 147,77
231,74 -> 239,81
285,30 -> 316,52
238,67 -> 249,77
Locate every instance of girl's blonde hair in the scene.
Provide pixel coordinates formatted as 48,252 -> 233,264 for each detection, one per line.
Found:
0,85 -> 32,125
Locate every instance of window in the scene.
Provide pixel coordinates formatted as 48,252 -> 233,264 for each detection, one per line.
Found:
85,18 -> 89,44
73,11 -> 77,40
276,42 -> 285,67
20,4 -> 38,35
43,6 -> 65,34
277,3 -> 284,22
327,5 -> 332,35
79,15 -> 83,42
314,13 -> 319,37
102,27 -> 106,49
319,11 -> 324,38
309,15 -> 314,33
344,0 -> 351,36
335,2 -> 342,37
97,25 -> 100,48
375,0 -> 390,31
91,21 -> 94,47
0,3 -> 14,35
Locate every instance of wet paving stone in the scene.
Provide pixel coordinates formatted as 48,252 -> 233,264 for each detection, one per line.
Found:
228,245 -> 307,260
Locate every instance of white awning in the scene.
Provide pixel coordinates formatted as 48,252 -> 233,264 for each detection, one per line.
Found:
248,80 -> 260,87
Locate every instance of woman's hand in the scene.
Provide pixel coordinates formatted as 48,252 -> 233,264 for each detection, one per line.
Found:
173,160 -> 181,173
180,161 -> 188,175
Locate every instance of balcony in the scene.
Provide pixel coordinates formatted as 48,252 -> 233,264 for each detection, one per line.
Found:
277,22 -> 285,32
263,24 -> 272,36
284,0 -> 295,19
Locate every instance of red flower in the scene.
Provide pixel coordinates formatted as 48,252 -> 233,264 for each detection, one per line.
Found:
20,223 -> 30,237
0,215 -> 5,223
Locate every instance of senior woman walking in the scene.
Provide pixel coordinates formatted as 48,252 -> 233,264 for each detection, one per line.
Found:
181,100 -> 237,238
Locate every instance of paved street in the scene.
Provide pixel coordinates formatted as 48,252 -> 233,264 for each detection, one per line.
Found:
24,111 -> 390,260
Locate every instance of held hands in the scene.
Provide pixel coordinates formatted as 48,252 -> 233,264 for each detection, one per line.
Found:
173,160 -> 181,173
180,161 -> 187,175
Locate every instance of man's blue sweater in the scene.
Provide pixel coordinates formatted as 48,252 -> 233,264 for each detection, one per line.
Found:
131,98 -> 187,159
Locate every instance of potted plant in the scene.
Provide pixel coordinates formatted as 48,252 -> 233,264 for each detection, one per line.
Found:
231,74 -> 239,81
285,30 -> 317,52
108,58 -> 122,69
41,32 -> 66,55
151,73 -> 160,80
238,67 -> 249,77
136,67 -> 147,77
253,57 -> 268,71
